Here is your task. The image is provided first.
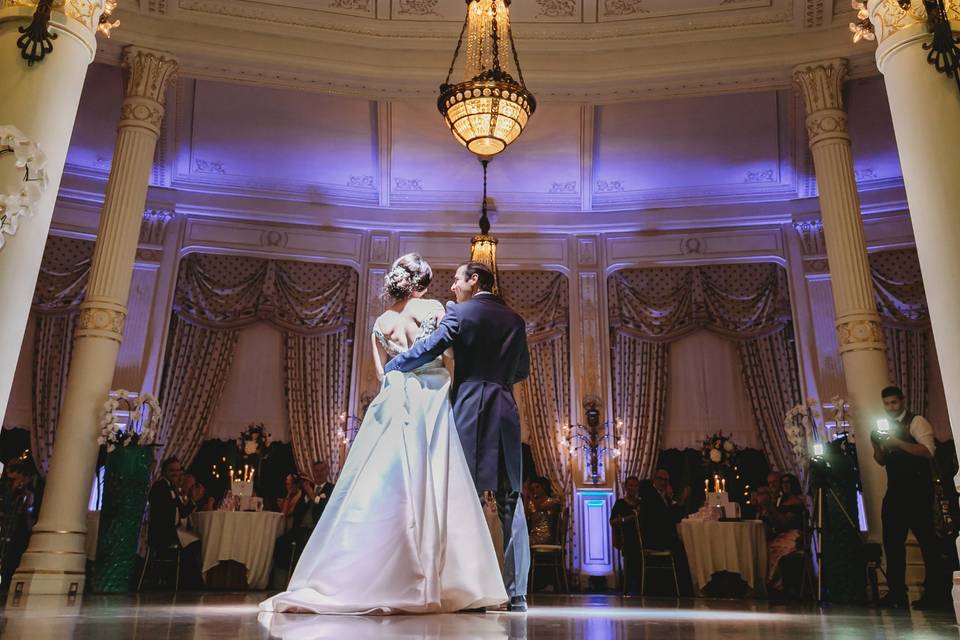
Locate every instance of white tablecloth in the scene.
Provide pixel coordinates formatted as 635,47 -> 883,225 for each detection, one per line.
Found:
190,511 -> 285,589
678,519 -> 768,597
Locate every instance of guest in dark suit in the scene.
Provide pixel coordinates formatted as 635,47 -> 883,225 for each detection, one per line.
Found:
383,262 -> 531,611
146,457 -> 202,588
637,469 -> 693,595
302,459 -> 335,526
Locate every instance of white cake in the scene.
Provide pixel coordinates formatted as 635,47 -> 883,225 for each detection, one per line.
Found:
705,491 -> 740,519
231,479 -> 253,498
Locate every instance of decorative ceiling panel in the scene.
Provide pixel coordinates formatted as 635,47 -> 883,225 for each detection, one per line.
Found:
186,80 -> 377,191
593,91 -> 785,197
598,0 -> 770,22
65,64 -> 124,174
844,76 -> 903,189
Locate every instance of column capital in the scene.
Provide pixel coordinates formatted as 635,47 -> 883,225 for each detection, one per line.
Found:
867,0 -> 960,47
792,59 -> 850,147
121,46 -> 179,105
792,58 -> 849,115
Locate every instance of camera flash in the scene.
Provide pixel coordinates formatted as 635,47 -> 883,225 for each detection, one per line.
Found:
812,443 -> 825,457
876,418 -> 890,434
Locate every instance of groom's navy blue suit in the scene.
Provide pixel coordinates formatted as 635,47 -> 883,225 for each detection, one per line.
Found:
383,292 -> 531,598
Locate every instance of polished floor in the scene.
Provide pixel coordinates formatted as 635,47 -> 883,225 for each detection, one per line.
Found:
0,592 -> 956,639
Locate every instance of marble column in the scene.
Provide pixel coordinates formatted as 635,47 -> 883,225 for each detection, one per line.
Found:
793,59 -> 891,542
866,0 -> 960,594
0,0 -> 106,423
11,46 -> 178,595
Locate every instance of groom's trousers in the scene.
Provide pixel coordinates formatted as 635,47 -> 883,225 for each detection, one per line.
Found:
492,447 -> 529,598
455,379 -> 530,598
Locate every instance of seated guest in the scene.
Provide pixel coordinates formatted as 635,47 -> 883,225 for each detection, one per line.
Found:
766,470 -> 783,505
755,472 -> 806,595
147,457 -> 203,588
611,476 -> 643,594
301,460 -> 335,526
641,469 -> 693,595
525,476 -> 561,546
274,474 -> 313,573
0,462 -> 37,588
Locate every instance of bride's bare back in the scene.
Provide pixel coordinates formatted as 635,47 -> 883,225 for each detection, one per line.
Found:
372,296 -> 446,379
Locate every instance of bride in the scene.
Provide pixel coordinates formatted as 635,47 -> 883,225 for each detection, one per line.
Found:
260,254 -> 507,615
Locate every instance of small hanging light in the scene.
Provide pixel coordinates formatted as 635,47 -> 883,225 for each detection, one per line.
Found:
438,0 -> 536,160
469,159 -> 500,295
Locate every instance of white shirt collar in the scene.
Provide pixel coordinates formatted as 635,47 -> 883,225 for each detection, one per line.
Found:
895,410 -> 907,422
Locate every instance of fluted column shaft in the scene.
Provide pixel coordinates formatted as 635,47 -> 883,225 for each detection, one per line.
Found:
0,0 -> 105,426
866,0 -> 960,597
11,47 -> 178,596
794,59 -> 891,542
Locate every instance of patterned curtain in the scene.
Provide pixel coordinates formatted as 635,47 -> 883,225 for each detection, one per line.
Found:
284,329 -> 352,477
608,263 -> 799,480
30,236 -> 93,473
738,330 -> 802,475
159,253 -> 358,471
156,317 -> 238,470
611,330 -> 669,481
870,249 -> 929,415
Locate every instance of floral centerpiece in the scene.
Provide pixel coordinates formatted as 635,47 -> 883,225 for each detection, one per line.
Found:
701,431 -> 738,470
238,422 -> 271,456
92,390 -> 162,593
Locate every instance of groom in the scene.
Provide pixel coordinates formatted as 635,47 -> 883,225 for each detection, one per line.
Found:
383,262 -> 531,611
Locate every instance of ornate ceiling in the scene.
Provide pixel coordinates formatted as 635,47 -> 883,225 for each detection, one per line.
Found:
102,0 -> 874,102
57,61 -> 905,234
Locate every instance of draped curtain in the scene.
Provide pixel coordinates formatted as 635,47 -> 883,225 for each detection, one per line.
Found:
158,253 -> 358,474
608,263 -> 801,479
870,249 -> 929,415
30,235 -> 93,473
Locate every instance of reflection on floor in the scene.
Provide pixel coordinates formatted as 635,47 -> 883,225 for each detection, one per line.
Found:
1,592 -> 957,639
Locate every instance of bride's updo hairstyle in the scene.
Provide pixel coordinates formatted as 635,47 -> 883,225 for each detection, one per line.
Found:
383,253 -> 433,301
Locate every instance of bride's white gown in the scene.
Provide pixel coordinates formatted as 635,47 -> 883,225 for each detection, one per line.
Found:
260,316 -> 507,614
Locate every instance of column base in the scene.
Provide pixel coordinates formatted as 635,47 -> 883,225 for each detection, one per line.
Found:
6,570 -> 85,598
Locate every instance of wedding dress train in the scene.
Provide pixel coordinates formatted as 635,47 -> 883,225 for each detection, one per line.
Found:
260,320 -> 507,614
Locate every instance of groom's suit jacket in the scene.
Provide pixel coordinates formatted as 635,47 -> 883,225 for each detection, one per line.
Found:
383,293 -> 530,493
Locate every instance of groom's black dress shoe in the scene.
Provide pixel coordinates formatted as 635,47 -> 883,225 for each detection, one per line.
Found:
508,596 -> 527,612
456,607 -> 487,613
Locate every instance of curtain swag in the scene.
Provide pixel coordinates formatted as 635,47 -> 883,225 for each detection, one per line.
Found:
173,252 -> 358,335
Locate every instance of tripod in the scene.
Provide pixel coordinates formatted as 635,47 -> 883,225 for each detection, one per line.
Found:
810,481 -> 862,604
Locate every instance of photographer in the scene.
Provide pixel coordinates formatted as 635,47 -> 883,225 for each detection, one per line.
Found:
871,386 -> 945,609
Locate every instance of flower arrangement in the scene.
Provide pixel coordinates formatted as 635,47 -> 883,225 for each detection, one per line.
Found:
1,125 -> 48,250
97,390 -> 162,452
701,431 -> 738,470
239,423 -> 271,455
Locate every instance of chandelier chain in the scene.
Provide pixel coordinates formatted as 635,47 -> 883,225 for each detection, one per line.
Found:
508,26 -> 527,88
490,0 -> 501,72
444,11 -> 471,87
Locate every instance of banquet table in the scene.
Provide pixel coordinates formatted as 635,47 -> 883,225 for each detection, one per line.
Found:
190,511 -> 285,589
678,519 -> 768,597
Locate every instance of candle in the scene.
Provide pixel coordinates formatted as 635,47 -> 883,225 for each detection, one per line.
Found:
722,478 -> 726,492
704,478 -> 709,493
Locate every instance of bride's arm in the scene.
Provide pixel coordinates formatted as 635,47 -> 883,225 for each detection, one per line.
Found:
371,332 -> 388,382
435,302 -> 455,377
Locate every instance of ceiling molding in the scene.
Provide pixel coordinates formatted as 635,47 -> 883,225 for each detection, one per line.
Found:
97,5 -> 880,103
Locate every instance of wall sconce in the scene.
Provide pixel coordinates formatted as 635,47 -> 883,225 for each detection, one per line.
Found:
559,396 -> 622,484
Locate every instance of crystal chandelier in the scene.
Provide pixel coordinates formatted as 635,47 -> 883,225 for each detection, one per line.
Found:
438,0 -> 536,160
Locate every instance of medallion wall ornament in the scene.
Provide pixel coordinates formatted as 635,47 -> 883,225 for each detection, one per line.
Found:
0,125 -> 47,249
